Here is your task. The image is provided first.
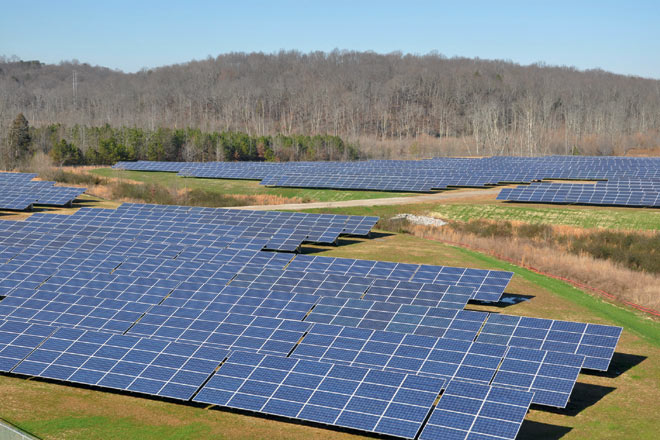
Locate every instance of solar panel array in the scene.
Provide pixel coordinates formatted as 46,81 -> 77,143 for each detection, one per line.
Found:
419,380 -> 534,440
113,156 -> 660,199
0,172 -> 86,211
498,180 -> 660,207
194,350 -> 446,439
0,203 -> 378,253
0,201 -> 625,439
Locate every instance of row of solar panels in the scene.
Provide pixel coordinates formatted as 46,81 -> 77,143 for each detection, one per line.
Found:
498,183 -> 660,207
0,320 -> 535,440
0,228 -> 617,378
0,217 -> 616,377
0,203 -> 379,253
0,284 -> 619,439
0,234 -> 510,303
0,271 -> 620,375
0,172 -> 87,211
0,263 -> 616,397
113,156 -> 660,194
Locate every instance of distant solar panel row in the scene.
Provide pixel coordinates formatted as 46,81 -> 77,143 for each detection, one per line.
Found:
498,182 -> 660,207
113,156 -> 660,194
0,203 -> 378,253
0,173 -> 86,211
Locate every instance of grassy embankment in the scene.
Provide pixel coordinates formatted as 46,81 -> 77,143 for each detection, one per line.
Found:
299,201 -> 660,311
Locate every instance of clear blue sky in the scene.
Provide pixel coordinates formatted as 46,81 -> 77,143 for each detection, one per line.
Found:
1,0 -> 659,78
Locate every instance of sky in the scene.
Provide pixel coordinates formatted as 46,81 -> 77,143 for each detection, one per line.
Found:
1,0 -> 659,79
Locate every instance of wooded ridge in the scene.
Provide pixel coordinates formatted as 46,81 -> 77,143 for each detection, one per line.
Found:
1,51 -> 659,158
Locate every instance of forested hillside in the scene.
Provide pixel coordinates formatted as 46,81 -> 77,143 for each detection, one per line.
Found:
1,51 -> 659,161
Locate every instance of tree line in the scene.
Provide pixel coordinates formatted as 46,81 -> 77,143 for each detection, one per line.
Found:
1,51 -> 659,157
0,116 -> 358,169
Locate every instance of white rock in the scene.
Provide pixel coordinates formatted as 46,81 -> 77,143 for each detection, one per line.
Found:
391,213 -> 447,227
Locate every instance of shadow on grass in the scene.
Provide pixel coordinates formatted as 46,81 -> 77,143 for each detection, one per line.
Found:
206,405 -> 404,440
583,352 -> 646,379
301,232 -> 399,253
469,292 -> 534,308
534,382 -> 615,417
72,197 -> 104,208
517,420 -> 572,440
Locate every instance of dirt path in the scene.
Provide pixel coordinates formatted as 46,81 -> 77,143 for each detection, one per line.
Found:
234,188 -> 502,210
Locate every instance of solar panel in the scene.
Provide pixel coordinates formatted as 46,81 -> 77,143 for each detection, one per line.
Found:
0,187 -> 630,438
419,380 -> 534,440
4,203 -> 379,251
305,297 -> 483,338
0,291 -> 154,334
194,351 -> 445,439
476,314 -> 622,371
0,176 -> 86,211
493,347 -> 584,407
286,255 -> 513,302
11,327 -> 230,400
290,323 -> 508,383
498,181 -> 660,207
127,309 -> 312,356
0,320 -> 55,372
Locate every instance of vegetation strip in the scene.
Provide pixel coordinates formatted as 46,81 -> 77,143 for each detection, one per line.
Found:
433,236 -> 660,317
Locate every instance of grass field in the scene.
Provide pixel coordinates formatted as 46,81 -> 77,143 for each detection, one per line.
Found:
90,168 -> 415,203
295,200 -> 660,231
429,203 -> 660,230
1,232 -> 658,440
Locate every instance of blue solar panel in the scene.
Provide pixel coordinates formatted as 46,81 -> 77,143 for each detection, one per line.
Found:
0,320 -> 55,372
498,180 -> 660,207
306,297 -> 483,338
194,351 -> 445,439
476,314 -> 622,371
11,327 -> 230,401
284,255 -> 513,302
0,175 -> 86,211
419,380 -> 534,440
114,156 -> 660,196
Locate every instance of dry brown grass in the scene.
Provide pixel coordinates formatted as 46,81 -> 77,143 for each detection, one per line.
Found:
229,193 -> 304,205
41,167 -> 305,207
407,224 -> 660,312
87,180 -> 303,206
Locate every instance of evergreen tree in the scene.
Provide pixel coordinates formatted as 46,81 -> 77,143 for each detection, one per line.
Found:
50,139 -> 83,166
7,113 -> 31,165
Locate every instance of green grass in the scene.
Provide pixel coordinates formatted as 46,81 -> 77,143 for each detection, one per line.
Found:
90,168 -> 415,203
450,246 -> 660,347
294,203 -> 441,225
15,415 -> 212,440
429,203 -> 660,230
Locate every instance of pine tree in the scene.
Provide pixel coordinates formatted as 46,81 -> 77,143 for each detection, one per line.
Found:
8,112 -> 31,163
